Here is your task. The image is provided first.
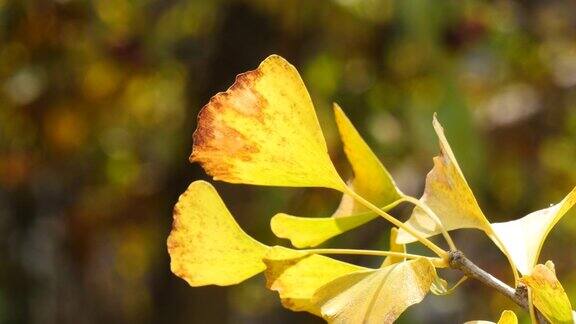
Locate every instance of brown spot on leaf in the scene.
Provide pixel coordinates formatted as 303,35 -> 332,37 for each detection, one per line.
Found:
189,65 -> 269,181
281,299 -> 296,308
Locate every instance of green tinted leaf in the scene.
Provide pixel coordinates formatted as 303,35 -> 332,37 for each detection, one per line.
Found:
270,105 -> 403,247
271,212 -> 375,248
497,310 -> 518,324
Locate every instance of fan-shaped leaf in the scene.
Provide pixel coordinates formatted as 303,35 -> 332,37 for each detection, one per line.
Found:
263,246 -> 365,315
312,258 -> 436,324
191,55 -> 345,190
167,181 -> 268,286
332,103 -> 403,216
270,212 -> 376,248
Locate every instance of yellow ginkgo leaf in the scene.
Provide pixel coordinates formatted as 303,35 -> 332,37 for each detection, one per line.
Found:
167,180 -> 268,286
491,186 -> 576,275
382,228 -> 406,267
520,263 -> 573,324
332,103 -> 403,215
191,55 -> 345,191
270,105 -> 403,247
270,212 -> 376,248
397,115 -> 491,244
263,246 -> 365,315
464,310 -> 518,324
312,258 -> 436,324
497,310 -> 518,324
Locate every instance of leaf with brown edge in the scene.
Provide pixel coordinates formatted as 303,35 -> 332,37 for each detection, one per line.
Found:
395,116 -> 575,279
397,115 -> 492,244
520,263 -> 573,324
191,55 -> 346,191
491,186 -> 576,275
167,181 -> 268,286
270,104 -> 403,247
311,258 -> 436,324
263,246 -> 366,315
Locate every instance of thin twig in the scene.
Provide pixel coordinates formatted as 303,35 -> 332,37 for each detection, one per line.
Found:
448,250 -> 548,324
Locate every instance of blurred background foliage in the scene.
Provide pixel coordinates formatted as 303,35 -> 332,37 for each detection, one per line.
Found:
1,0 -> 575,323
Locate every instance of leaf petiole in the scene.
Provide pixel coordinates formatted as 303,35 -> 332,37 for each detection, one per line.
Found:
380,197 -> 406,211
528,287 -> 537,324
345,188 -> 448,258
403,196 -> 457,251
303,248 -> 422,259
302,248 -> 446,267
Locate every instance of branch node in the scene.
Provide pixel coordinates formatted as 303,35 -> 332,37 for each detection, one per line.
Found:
515,283 -> 528,302
448,250 -> 464,268
447,250 -> 548,323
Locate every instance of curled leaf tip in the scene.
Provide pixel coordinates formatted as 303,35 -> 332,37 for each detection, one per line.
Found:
397,117 -> 490,244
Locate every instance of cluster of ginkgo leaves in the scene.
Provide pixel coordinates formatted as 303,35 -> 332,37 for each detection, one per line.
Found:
167,55 -> 576,323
